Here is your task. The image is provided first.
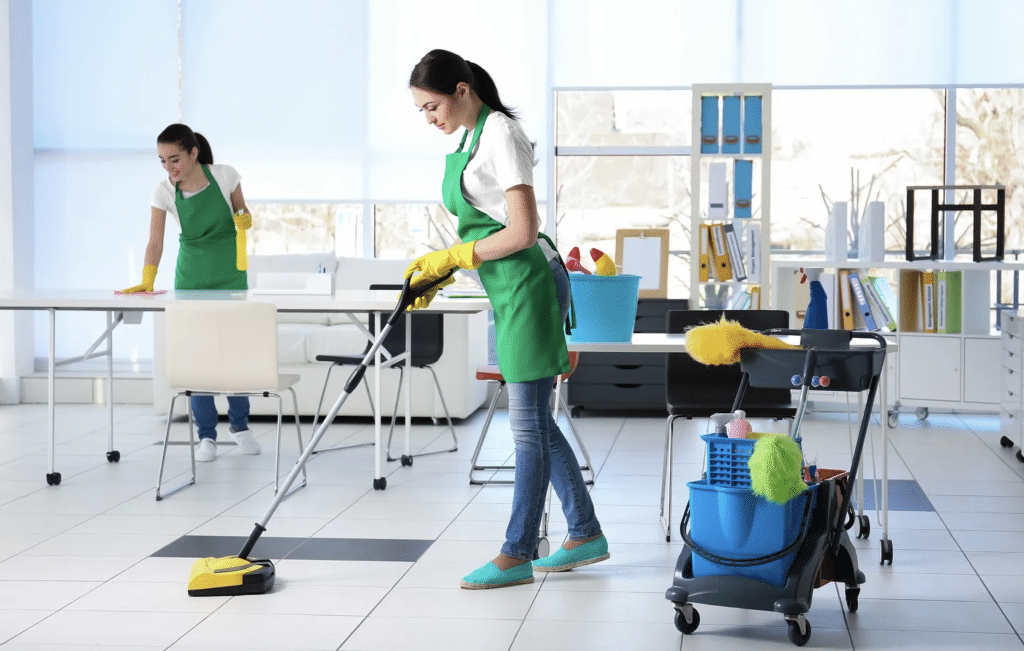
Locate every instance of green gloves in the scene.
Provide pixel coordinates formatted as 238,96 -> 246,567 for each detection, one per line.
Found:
404,242 -> 480,310
122,264 -> 158,293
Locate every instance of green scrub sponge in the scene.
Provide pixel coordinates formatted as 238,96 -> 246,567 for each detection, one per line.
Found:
748,433 -> 806,505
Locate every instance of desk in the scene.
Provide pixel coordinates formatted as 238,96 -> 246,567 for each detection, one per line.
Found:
567,332 -> 897,550
0,289 -> 490,487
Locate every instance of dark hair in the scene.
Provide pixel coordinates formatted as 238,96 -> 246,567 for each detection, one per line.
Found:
157,123 -> 214,165
409,49 -> 518,120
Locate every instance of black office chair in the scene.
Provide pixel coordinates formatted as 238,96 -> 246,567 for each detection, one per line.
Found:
660,309 -> 797,540
312,284 -> 456,464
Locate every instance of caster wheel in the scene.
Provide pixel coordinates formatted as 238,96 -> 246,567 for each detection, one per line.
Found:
533,537 -> 550,560
845,586 -> 860,612
915,407 -> 929,421
674,606 -> 700,634
880,538 -> 893,565
46,472 -> 61,486
857,515 -> 870,539
887,412 -> 899,428
372,477 -> 387,490
106,450 -> 120,462
787,618 -> 811,646
400,455 -> 413,467
1001,436 -> 1014,449
1016,449 -> 1024,463
571,406 -> 582,418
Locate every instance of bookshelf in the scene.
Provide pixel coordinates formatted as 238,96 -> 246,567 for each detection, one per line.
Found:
689,83 -> 772,310
772,257 -> 1024,420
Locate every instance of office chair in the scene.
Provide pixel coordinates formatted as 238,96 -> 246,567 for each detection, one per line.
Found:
156,301 -> 306,501
469,351 -> 594,485
660,309 -> 796,540
312,283 -> 457,464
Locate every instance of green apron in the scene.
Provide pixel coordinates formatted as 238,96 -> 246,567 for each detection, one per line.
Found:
174,165 -> 247,290
443,105 -> 569,383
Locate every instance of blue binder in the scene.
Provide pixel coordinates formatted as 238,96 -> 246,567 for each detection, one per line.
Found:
700,96 -> 719,154
848,271 -> 879,331
743,95 -> 762,154
721,95 -> 741,153
734,159 -> 753,218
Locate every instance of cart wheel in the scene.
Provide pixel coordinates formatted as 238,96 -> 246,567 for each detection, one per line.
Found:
845,586 -> 860,612
857,515 -> 870,539
887,411 -> 899,429
533,537 -> 550,560
915,407 -> 929,421
787,618 -> 811,646
1016,449 -> 1024,463
45,472 -> 61,486
571,406 -> 582,418
400,455 -> 413,467
674,605 -> 700,634
1001,436 -> 1015,449
880,538 -> 893,565
372,477 -> 387,490
106,450 -> 120,462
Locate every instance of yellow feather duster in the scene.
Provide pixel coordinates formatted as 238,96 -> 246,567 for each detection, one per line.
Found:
685,316 -> 799,366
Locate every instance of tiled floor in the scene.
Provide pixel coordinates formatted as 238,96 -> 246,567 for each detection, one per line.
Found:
0,400 -> 1023,650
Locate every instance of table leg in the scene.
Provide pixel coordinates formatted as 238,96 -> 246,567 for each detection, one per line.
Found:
372,311 -> 385,489
46,309 -> 60,485
105,311 -> 119,462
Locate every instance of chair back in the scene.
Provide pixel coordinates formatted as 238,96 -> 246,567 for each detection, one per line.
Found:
165,301 -> 280,392
368,283 -> 445,367
666,310 -> 792,415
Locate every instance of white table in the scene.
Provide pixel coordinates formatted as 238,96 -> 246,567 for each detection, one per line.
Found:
0,288 -> 491,487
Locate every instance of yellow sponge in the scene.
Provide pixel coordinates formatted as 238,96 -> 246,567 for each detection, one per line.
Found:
685,316 -> 799,366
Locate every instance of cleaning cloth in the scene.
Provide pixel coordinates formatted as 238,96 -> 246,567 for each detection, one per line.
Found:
748,433 -> 806,504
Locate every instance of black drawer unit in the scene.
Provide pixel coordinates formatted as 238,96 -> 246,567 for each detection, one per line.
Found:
568,298 -> 689,415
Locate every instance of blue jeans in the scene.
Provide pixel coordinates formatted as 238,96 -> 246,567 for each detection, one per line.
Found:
501,259 -> 602,560
191,396 -> 249,441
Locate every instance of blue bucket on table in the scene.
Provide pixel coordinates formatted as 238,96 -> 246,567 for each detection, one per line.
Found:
567,274 -> 641,343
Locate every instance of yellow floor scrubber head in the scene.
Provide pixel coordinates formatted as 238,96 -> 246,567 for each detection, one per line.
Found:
187,555 -> 275,597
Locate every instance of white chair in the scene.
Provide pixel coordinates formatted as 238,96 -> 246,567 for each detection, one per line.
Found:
155,301 -> 306,501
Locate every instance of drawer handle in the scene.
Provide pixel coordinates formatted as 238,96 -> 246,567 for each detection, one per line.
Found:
613,383 -> 643,389
614,365 -> 642,370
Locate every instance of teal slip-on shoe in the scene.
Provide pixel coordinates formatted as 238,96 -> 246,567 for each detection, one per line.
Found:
533,535 -> 610,572
460,561 -> 534,589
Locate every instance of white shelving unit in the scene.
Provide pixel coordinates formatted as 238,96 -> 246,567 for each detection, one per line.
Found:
689,83 -> 772,310
772,257 -> 1024,420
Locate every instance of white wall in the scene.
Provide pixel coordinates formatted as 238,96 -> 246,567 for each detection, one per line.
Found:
0,0 -> 34,404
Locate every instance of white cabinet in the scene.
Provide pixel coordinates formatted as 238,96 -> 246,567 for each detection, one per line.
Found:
1001,311 -> 1024,445
898,335 -> 961,402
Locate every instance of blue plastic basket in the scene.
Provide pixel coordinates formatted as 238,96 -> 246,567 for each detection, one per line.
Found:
685,479 -> 814,587
702,434 -> 802,489
566,274 -> 641,343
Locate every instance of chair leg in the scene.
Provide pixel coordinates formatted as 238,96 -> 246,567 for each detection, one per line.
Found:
385,365 -> 459,462
469,381 -> 512,484
155,392 -> 197,501
660,414 -> 681,541
310,365 -> 374,456
274,390 -> 307,499
557,390 -> 595,485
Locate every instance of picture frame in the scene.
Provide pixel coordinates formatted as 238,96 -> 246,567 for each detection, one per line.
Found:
615,228 -> 670,299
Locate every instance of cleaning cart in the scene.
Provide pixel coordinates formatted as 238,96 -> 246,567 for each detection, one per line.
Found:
665,329 -> 886,646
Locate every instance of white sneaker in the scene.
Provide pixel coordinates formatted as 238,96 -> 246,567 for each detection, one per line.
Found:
229,428 -> 262,455
195,439 -> 217,462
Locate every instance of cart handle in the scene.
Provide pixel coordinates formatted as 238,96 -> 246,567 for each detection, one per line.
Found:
760,328 -> 887,352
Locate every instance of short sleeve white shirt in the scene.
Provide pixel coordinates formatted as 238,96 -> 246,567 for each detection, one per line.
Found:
462,111 -> 557,261
151,164 -> 241,224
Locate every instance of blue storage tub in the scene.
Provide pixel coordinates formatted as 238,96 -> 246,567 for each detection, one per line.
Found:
566,274 -> 641,343
702,434 -> 802,489
686,479 -> 813,587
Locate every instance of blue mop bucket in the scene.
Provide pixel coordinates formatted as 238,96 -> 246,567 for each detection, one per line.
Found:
567,274 -> 641,343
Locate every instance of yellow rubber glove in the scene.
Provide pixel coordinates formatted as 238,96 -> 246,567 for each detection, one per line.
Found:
122,264 -> 157,293
407,273 -> 456,310
233,211 -> 251,271
404,242 -> 480,281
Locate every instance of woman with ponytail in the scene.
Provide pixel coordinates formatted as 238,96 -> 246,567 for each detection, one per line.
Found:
406,50 -> 608,589
123,123 -> 260,463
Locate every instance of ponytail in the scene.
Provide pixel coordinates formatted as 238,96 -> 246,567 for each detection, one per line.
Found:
409,49 -> 518,120
157,123 -> 214,164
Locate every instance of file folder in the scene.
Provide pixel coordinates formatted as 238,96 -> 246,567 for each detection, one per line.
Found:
897,269 -> 922,332
744,223 -> 760,283
936,270 -> 962,334
734,159 -> 753,218
868,276 -> 899,330
698,223 -> 711,282
743,95 -> 762,154
749,285 -> 762,309
710,223 -> 733,281
862,277 -> 896,331
838,269 -> 854,330
700,95 -> 719,154
723,223 -> 747,281
721,95 -> 741,154
709,163 -> 728,219
921,270 -> 937,333
848,271 -> 878,331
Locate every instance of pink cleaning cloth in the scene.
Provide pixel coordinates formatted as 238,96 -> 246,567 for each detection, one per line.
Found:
114,290 -> 168,296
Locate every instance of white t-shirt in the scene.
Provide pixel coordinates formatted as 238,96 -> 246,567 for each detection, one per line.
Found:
151,164 -> 241,224
461,110 -> 557,261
